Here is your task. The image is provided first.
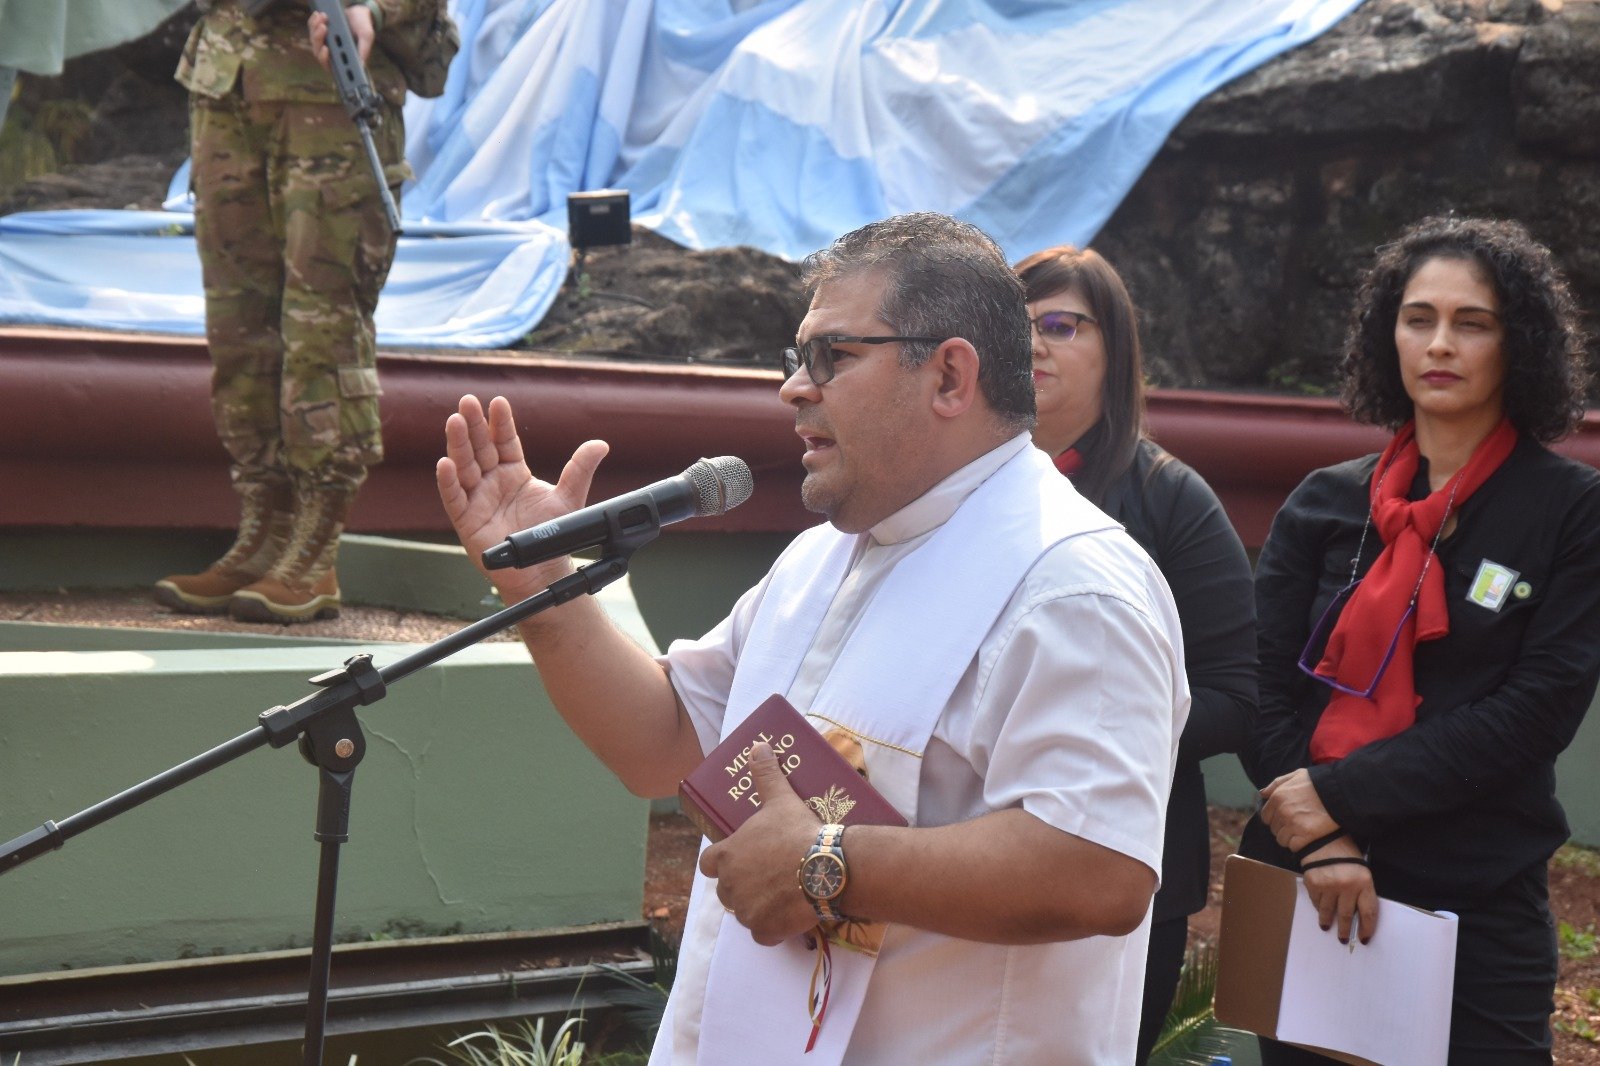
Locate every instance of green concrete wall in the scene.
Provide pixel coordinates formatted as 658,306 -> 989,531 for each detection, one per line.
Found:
0,534 -> 659,978
0,529 -> 233,592
626,530 -> 796,649
0,640 -> 648,977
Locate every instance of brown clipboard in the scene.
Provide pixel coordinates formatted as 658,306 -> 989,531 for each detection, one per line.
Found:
1215,854 -> 1380,1066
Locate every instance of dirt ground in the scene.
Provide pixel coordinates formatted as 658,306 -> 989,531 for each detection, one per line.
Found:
9,586 -> 1600,1061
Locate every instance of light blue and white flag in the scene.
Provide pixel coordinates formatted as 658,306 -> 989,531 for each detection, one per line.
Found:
0,0 -> 1363,348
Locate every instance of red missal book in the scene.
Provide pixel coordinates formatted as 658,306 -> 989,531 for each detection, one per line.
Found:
678,693 -> 908,842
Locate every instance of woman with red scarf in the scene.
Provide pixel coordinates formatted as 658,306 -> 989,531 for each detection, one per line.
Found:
1243,215 -> 1600,1064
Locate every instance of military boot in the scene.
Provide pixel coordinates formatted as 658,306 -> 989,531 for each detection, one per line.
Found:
154,481 -> 293,614
228,484 -> 355,624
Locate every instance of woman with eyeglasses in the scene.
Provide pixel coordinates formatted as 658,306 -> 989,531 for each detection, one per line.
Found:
1241,215 -> 1600,1065
1014,245 -> 1258,1064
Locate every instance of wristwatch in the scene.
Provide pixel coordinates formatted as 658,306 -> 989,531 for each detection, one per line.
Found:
797,823 -> 849,922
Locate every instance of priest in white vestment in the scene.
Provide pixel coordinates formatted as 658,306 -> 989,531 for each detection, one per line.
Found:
436,212 -> 1190,1065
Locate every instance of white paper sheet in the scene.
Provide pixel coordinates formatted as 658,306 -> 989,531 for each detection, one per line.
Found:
1278,889 -> 1458,1066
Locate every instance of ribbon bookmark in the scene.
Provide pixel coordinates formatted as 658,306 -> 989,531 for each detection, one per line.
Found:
805,932 -> 833,1053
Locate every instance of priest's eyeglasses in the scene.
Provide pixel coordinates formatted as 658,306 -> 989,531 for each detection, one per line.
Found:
782,335 -> 946,386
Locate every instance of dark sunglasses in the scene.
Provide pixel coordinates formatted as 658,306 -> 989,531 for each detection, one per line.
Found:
782,335 -> 946,386
1031,310 -> 1097,343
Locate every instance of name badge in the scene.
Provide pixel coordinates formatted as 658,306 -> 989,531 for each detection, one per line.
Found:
1467,560 -> 1520,612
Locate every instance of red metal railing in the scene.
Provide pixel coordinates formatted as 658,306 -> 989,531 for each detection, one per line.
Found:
4,328 -> 1597,548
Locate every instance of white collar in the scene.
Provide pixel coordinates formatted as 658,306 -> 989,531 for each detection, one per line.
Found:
867,432 -> 1033,547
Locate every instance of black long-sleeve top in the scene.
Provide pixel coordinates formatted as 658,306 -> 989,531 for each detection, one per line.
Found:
1101,439 -> 1258,920
1245,436 -> 1600,909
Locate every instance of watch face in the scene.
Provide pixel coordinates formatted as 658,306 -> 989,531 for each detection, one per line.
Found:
800,853 -> 845,900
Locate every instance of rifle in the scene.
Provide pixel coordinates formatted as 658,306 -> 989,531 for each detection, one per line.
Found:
311,0 -> 404,235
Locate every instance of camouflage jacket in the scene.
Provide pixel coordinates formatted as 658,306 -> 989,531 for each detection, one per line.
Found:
177,0 -> 437,106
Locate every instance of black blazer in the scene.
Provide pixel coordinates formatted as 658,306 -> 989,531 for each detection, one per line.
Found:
1244,437 -> 1600,908
1100,439 -> 1258,920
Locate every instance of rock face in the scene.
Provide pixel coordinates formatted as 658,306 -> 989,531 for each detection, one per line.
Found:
519,228 -> 804,369
3,0 -> 1597,390
0,4 -> 193,212
1093,0 -> 1600,394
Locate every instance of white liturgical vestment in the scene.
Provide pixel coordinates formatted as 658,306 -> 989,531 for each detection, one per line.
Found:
653,434 -> 1189,1065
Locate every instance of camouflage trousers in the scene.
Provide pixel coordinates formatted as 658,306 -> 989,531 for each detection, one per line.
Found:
191,88 -> 404,493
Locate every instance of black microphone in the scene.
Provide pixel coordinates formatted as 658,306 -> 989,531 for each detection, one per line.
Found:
481,456 -> 754,570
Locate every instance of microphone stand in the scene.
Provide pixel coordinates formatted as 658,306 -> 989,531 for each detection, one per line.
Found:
1,540 -> 648,1066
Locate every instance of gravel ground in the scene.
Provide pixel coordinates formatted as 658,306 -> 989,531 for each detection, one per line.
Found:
0,586 -> 520,645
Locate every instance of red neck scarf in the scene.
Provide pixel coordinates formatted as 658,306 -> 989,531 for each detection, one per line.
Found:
1310,418 -> 1518,762
1053,447 -> 1083,476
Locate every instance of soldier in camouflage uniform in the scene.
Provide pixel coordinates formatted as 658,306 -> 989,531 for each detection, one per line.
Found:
156,0 -> 435,623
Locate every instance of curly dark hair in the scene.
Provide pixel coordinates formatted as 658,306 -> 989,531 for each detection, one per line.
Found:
1340,215 -> 1590,443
